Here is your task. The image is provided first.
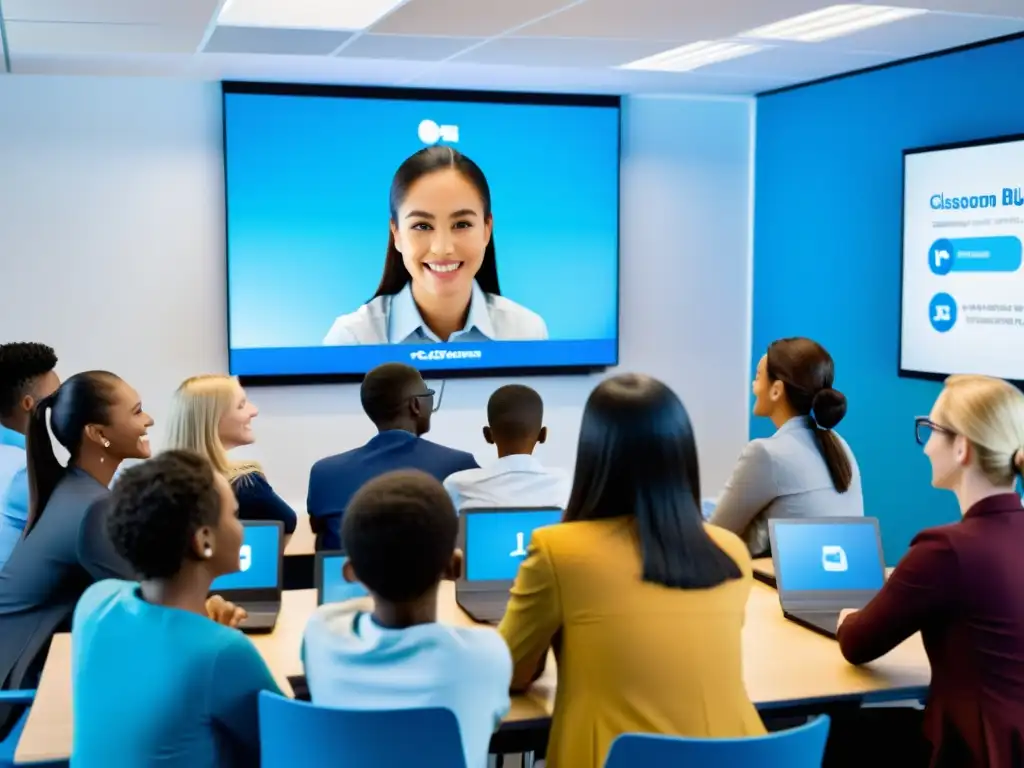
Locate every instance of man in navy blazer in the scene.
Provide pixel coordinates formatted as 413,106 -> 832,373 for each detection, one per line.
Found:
307,363 -> 478,550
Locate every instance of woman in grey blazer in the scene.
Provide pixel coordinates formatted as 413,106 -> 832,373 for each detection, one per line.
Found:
710,338 -> 864,556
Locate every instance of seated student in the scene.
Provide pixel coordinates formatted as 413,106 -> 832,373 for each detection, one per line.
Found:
165,374 -> 297,540
0,342 -> 60,569
499,374 -> 764,768
711,337 -> 863,556
307,363 -> 478,550
444,384 -> 570,511
302,469 -> 511,768
72,450 -> 279,768
837,375 -> 1024,768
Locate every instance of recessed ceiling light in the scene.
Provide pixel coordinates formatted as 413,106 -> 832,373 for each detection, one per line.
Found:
740,4 -> 927,43
619,41 -> 765,72
216,0 -> 408,31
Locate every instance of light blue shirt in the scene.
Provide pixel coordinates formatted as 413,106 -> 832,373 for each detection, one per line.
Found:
444,454 -> 571,512
302,598 -> 512,768
0,425 -> 28,570
322,280 -> 548,345
72,580 -> 282,768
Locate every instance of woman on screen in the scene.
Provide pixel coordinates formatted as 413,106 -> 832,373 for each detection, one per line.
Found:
322,146 -> 548,346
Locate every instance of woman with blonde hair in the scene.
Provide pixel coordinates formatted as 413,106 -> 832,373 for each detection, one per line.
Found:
165,375 -> 296,537
837,374 -> 1024,768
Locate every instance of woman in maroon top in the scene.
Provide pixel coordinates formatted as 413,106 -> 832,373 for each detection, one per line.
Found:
837,374 -> 1024,768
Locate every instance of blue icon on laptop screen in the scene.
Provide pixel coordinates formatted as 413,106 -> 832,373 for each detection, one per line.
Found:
211,525 -> 280,592
320,555 -> 370,604
775,522 -> 884,593
466,510 -> 563,581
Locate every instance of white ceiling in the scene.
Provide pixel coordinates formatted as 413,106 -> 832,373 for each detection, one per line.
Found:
1,0 -> 1023,95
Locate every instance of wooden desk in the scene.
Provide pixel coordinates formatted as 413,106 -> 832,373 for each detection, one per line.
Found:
15,580 -> 928,764
284,515 -> 315,557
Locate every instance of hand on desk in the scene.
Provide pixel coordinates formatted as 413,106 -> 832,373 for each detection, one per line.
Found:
838,609 -> 858,629
206,595 -> 248,628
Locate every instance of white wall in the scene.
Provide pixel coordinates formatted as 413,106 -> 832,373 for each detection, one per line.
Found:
0,75 -> 753,505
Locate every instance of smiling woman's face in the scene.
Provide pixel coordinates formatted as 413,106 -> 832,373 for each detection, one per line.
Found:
392,168 -> 493,301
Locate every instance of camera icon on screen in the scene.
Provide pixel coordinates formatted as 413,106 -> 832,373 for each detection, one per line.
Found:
821,545 -> 848,573
239,544 -> 252,573
418,119 -> 459,145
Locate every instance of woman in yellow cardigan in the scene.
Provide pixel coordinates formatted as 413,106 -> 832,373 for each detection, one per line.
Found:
498,374 -> 765,768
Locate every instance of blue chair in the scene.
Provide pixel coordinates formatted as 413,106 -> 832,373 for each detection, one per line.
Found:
0,690 -> 68,768
604,715 -> 830,767
259,692 -> 467,767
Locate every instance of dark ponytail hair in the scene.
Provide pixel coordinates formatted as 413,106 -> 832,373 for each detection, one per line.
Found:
372,146 -> 500,299
564,374 -> 742,589
25,371 -> 119,534
766,338 -> 852,493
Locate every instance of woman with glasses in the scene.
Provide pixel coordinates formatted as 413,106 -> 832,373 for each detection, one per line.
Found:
306,363 -> 477,550
837,374 -> 1024,768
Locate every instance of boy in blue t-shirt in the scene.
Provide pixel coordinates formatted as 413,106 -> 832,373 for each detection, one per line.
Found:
302,469 -> 512,768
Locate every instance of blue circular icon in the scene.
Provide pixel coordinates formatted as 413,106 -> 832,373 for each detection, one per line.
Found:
929,292 -> 957,333
929,239 -> 955,275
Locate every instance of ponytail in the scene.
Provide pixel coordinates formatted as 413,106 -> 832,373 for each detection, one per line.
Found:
25,392 -> 64,535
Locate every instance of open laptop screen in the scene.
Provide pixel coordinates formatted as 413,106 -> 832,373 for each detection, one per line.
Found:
773,519 -> 885,594
465,509 -> 563,582
211,522 -> 282,592
316,552 -> 370,605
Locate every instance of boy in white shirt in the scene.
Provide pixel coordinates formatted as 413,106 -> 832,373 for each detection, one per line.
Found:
445,385 -> 571,512
302,470 -> 512,768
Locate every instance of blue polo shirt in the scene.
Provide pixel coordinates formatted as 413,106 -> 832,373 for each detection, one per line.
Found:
0,425 -> 28,569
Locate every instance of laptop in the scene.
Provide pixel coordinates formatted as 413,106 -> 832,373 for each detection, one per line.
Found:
315,551 -> 370,606
768,517 -> 886,639
456,507 -> 563,625
210,520 -> 284,633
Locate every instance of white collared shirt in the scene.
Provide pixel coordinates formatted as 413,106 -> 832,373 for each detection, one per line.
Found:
443,454 -> 571,512
322,280 -> 548,345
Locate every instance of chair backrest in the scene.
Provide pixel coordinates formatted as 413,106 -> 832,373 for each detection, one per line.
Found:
258,692 -> 467,768
604,715 -> 830,768
0,690 -> 35,768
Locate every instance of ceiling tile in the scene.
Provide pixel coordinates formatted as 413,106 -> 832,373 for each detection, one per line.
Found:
2,0 -> 220,26
337,33 -> 481,61
5,21 -> 204,55
829,11 -> 1024,56
515,0 -> 826,40
203,26 -> 351,55
371,0 -> 579,37
454,36 -> 689,68
884,0 -> 1024,15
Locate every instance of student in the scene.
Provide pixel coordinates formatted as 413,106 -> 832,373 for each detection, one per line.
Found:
711,337 -> 863,556
444,384 -> 570,511
837,375 -> 1024,768
323,146 -> 547,345
303,469 -> 511,768
307,363 -> 478,550
72,450 -> 279,767
0,342 -> 59,568
165,374 -> 297,539
499,374 -> 764,768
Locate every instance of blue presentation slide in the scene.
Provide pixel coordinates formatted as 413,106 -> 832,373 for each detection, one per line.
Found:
901,137 -> 1024,379
223,89 -> 620,376
465,509 -> 563,581
775,523 -> 884,593
211,525 -> 280,592
320,555 -> 370,604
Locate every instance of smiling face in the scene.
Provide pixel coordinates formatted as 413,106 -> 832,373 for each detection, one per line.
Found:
100,378 -> 154,460
391,168 -> 493,302
218,382 -> 258,450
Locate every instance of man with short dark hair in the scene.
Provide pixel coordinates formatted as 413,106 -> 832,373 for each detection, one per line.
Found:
445,384 -> 570,512
0,342 -> 59,567
306,363 -> 478,550
302,470 -> 511,768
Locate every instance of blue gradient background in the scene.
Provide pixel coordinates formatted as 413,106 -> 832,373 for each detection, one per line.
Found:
775,523 -> 885,593
465,509 -> 562,581
319,554 -> 370,605
211,525 -> 281,592
224,92 -> 620,359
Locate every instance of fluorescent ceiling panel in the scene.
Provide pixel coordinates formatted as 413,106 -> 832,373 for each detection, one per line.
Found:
619,40 -> 764,72
741,4 -> 928,43
217,0 -> 407,30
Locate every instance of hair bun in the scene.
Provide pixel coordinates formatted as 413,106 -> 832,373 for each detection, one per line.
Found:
811,388 -> 847,430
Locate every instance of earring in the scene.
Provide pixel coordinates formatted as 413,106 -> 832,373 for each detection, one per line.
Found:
203,546 -> 213,559
103,440 -> 110,448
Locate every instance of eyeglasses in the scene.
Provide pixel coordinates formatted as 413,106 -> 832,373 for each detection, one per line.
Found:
412,380 -> 446,413
914,416 -> 956,446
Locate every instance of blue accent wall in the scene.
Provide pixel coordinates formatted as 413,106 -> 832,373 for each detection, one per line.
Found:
752,37 -> 1024,562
